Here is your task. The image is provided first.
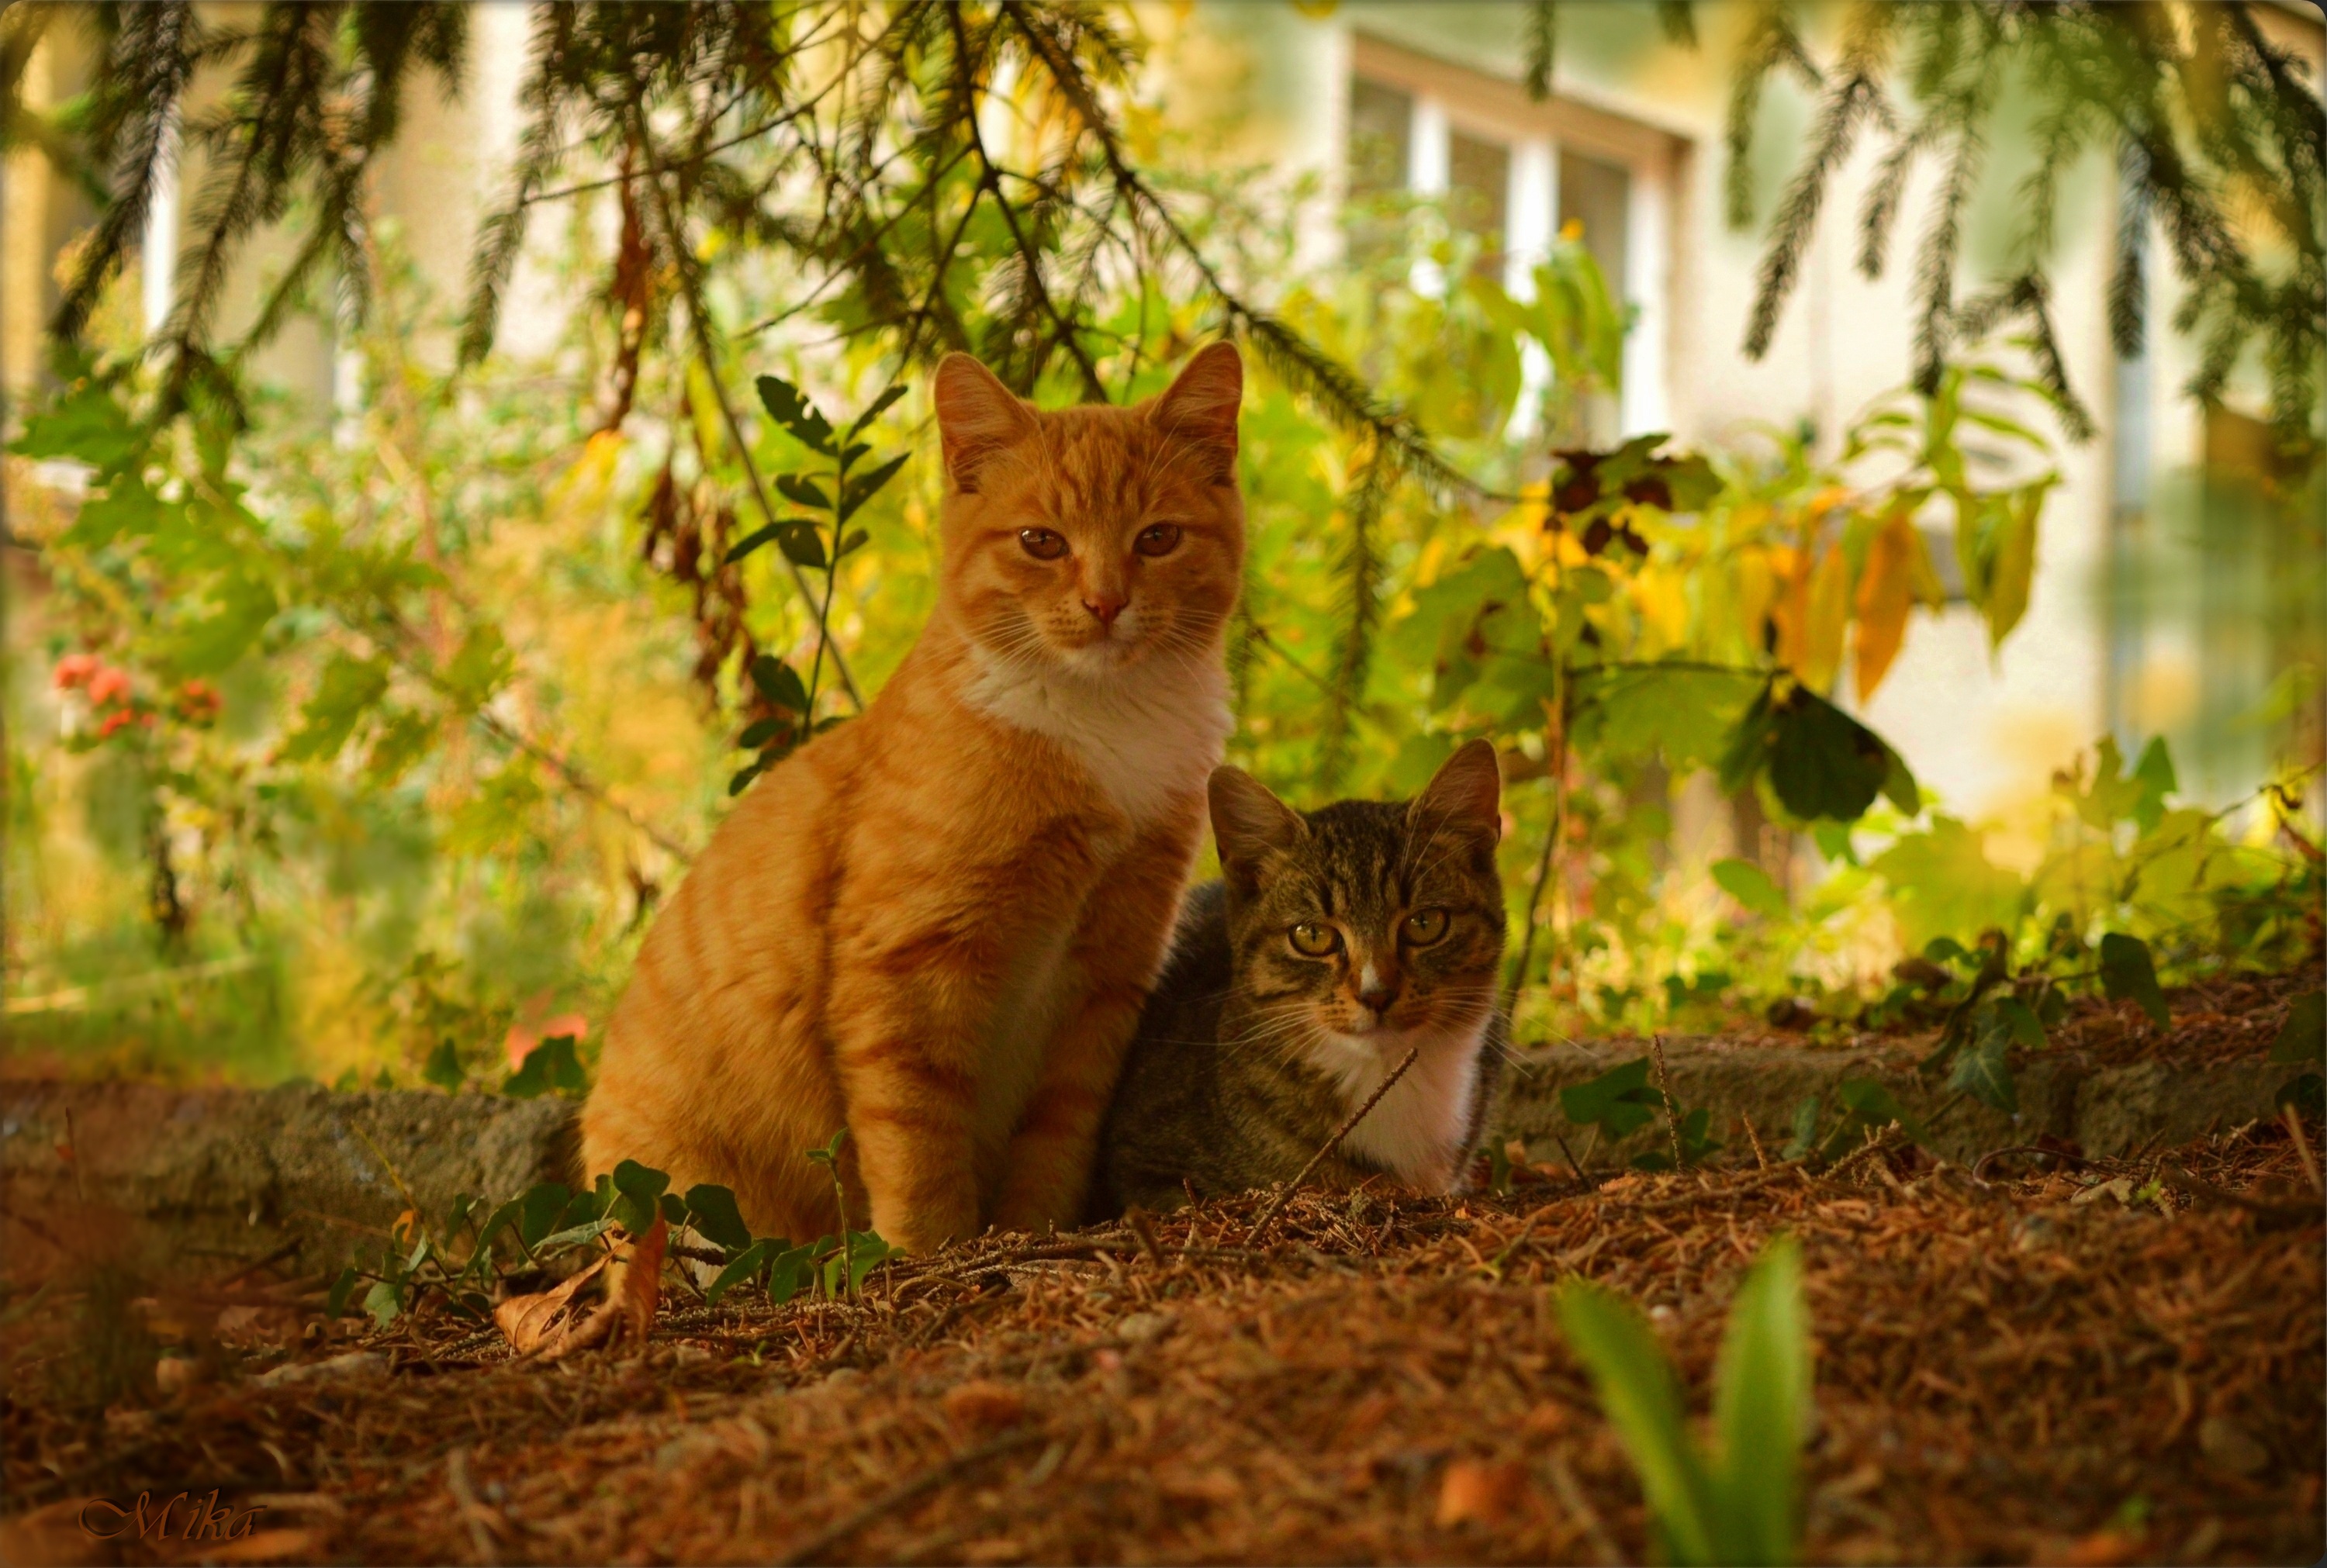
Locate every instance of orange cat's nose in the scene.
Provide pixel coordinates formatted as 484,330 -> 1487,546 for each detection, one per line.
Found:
1082,592 -> 1127,629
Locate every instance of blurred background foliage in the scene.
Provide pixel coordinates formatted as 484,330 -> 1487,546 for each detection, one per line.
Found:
2,1 -> 2318,1088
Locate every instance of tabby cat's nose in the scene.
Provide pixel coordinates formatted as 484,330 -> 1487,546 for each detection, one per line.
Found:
1355,963 -> 1399,1012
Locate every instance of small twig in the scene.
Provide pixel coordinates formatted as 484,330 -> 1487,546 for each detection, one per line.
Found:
1826,1125 -> 1903,1184
2158,1162 -> 2322,1221
1741,1110 -> 1769,1172
1246,1046 -> 1421,1245
2282,1107 -> 2323,1197
1545,1451 -> 1621,1567
1650,1035 -> 1685,1169
1551,1128 -> 1589,1185
1970,1144 -> 2109,1183
444,1448 -> 502,1566
1124,1207 -> 1164,1265
776,1430 -> 1047,1566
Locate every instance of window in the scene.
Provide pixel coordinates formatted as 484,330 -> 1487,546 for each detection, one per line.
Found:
1340,39 -> 1671,440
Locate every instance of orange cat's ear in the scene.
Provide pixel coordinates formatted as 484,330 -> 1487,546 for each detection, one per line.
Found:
1147,341 -> 1243,483
934,353 -> 1039,493
1408,739 -> 1502,862
1210,763 -> 1303,895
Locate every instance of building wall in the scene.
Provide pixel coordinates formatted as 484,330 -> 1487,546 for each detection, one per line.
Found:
1175,0 -> 2319,819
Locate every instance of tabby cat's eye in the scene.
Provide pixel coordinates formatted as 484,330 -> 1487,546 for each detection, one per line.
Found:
1018,527 -> 1068,560
1402,908 -> 1450,946
1134,523 -> 1183,558
1288,921 -> 1340,957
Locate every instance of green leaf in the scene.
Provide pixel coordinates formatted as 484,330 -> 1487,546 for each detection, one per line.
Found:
362,1279 -> 403,1328
2129,737 -> 2177,833
766,1241 -> 818,1305
1782,1096 -> 1821,1161
1712,858 -> 1790,920
1710,1236 -> 1809,1567
737,717 -> 790,750
756,376 -> 835,454
531,1215 -> 621,1253
2098,933 -> 2169,1028
325,1266 -> 362,1320
1765,688 -> 1892,822
516,1183 -> 572,1249
776,522 -> 828,570
1556,1282 -> 1720,1565
2270,992 -> 2323,1065
1869,820 -> 2026,953
775,473 -> 831,510
503,1035 -> 588,1100
725,523 -> 781,565
1991,995 -> 2048,1050
749,654 -> 811,715
1832,1079 -> 1921,1144
728,762 -> 765,796
838,453 -> 909,521
422,1040 -> 464,1092
282,655 -> 391,764
1948,1002 -> 2021,1113
835,527 -> 870,558
9,378 -> 142,472
1560,1056 -> 1659,1141
169,572 -> 278,676
610,1160 -> 673,1235
842,1230 -> 896,1294
442,623 -> 513,712
848,383 -> 908,435
707,1238 -> 778,1306
683,1184 -> 755,1255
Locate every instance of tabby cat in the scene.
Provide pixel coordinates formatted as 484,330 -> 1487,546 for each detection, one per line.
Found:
580,344 -> 1246,1252
1096,740 -> 1509,1214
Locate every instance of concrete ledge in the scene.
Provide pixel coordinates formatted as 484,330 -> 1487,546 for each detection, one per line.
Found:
1499,1038 -> 2287,1166
0,1038 -> 2288,1269
0,1079 -> 575,1270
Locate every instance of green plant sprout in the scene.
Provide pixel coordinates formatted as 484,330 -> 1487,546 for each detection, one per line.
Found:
1556,1234 -> 1811,1566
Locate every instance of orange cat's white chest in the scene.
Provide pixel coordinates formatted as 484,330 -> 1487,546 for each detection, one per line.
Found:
963,649 -> 1231,827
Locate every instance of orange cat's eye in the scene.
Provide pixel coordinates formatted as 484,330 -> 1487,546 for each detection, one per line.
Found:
1402,909 -> 1450,946
1288,922 -> 1340,958
1134,523 -> 1183,558
1018,528 -> 1068,561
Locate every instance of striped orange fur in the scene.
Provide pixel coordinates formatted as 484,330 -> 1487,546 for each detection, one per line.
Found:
579,344 -> 1246,1252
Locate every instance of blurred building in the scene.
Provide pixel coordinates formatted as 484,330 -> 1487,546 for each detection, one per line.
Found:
5,2 -> 2320,822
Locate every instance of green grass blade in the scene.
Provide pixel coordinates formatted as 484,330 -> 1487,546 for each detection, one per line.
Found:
1710,1234 -> 1810,1566
1555,1280 -> 1720,1565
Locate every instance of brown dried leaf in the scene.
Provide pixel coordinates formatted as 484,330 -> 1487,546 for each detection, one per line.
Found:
616,1214 -> 666,1345
1435,1458 -> 1528,1526
492,1258 -> 606,1356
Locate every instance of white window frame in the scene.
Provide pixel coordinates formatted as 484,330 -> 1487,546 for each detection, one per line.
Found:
1344,34 -> 1675,439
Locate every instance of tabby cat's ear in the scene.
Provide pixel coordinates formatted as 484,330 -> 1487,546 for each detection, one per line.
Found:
1146,341 -> 1242,484
1408,739 -> 1502,866
934,353 -> 1039,493
1208,764 -> 1304,895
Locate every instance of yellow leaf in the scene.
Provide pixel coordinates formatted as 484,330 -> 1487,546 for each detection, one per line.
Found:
1765,544 -> 1811,672
1800,544 -> 1850,693
1982,489 -> 2041,650
1853,513 -> 1919,702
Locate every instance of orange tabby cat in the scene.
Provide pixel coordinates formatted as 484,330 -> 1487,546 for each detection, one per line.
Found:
579,344 -> 1246,1252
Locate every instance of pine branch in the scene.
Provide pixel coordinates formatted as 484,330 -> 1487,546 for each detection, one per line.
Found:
1523,0 -> 1556,102
1741,0 -> 1900,359
1319,441 -> 1392,789
1724,0 -> 1820,232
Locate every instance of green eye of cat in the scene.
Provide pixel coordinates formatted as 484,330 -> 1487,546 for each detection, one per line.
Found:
1288,921 -> 1340,958
1134,523 -> 1183,558
1402,908 -> 1450,945
1018,527 -> 1068,560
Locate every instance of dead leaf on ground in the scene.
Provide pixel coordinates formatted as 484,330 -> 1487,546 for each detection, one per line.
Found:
1435,1458 -> 1528,1526
493,1258 -> 607,1356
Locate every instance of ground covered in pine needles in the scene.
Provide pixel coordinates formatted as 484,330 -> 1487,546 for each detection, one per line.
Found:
4,984 -> 2322,1565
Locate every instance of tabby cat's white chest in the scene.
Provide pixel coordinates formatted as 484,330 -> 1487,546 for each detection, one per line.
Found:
1312,1019 -> 1489,1194
964,648 -> 1230,827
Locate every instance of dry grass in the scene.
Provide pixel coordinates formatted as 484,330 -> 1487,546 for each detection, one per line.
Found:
3,981 -> 2322,1565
